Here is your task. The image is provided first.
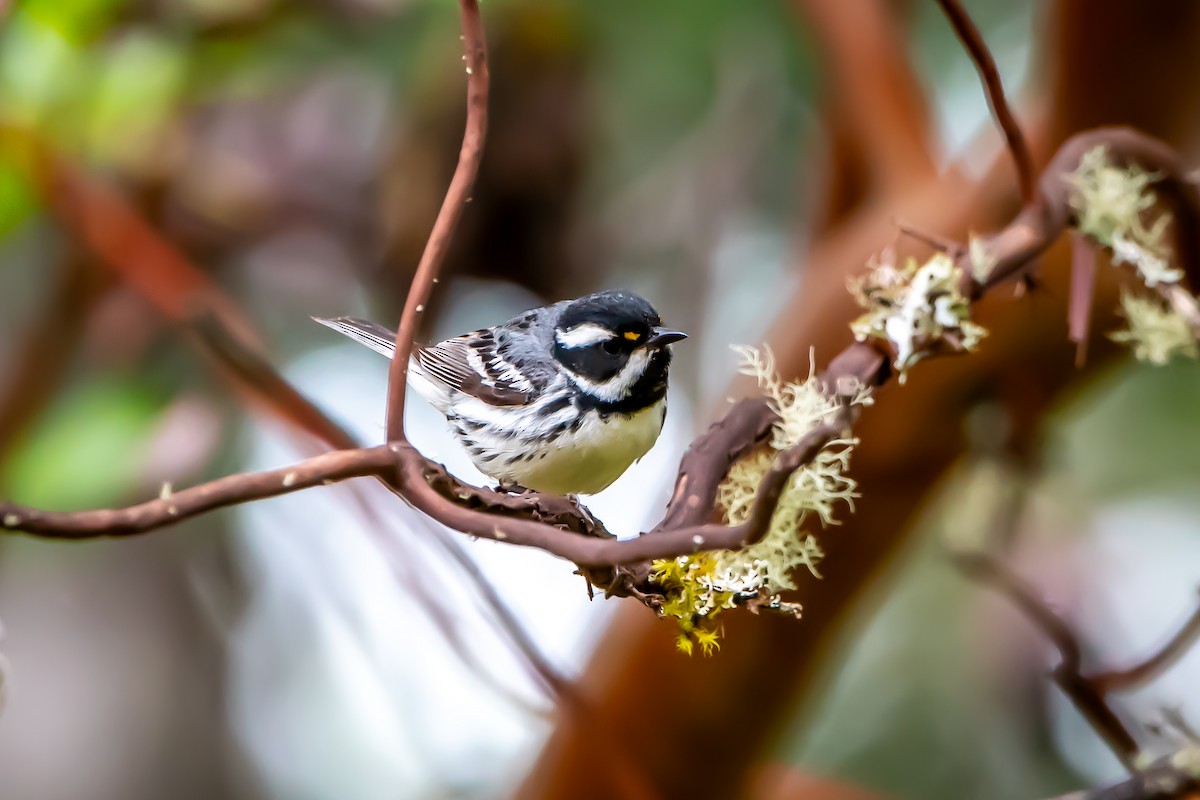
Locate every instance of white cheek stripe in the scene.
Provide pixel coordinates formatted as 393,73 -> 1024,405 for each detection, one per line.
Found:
556,322 -> 615,349
567,348 -> 653,403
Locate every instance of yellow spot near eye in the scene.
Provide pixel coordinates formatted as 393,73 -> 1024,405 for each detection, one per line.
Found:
624,331 -> 641,341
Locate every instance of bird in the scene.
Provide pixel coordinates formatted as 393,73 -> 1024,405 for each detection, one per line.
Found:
314,290 -> 687,495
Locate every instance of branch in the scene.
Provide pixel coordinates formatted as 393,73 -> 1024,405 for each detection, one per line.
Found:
0,249 -> 112,459
793,0 -> 937,196
3,0 -> 1200,649
2,127 -> 1194,590
653,397 -> 778,531
0,129 -> 360,452
934,0 -> 1036,204
0,446 -> 395,538
0,415 -> 843,569
955,550 -> 1200,773
1088,594 -> 1200,694
385,0 -> 489,442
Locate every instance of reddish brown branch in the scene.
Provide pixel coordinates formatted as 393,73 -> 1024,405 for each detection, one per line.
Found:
3,0 -> 1200,657
792,0 -> 937,196
0,446 -> 395,538
654,397 -> 778,531
0,249 -> 112,459
0,132 -> 359,452
385,0 -> 489,442
2,127 -> 1196,608
0,415 -> 841,569
934,0 -> 1036,204
188,313 -> 358,450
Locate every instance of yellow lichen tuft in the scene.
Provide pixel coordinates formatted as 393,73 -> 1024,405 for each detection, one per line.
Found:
1110,291 -> 1200,365
848,250 -> 987,380
651,346 -> 866,653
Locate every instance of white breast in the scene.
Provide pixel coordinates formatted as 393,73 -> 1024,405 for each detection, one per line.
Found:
483,399 -> 666,495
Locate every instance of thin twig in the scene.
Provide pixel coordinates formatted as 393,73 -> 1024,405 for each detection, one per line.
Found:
953,552 -> 1200,774
934,0 -> 1036,204
951,551 -> 1085,673
385,0 -> 489,442
951,552 -> 1139,766
1089,594 -> 1200,694
0,446 -> 395,538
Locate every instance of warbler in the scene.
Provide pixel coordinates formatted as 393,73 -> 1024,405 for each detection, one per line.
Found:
315,290 -> 687,495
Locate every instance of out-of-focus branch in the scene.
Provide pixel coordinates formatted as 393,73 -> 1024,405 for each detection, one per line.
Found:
185,314 -> 358,450
1088,596 -> 1200,694
2,126 -> 1197,594
955,550 -> 1200,774
0,249 -> 112,459
2,132 -> 359,452
934,0 -> 1036,203
524,2 -> 1200,794
952,550 -> 1138,762
384,0 -> 489,442
4,0 -> 1199,626
793,0 -> 937,197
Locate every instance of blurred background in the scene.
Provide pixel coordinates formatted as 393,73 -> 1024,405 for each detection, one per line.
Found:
1,0 -> 1199,798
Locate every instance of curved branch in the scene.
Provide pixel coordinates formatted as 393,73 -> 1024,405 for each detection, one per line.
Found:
4,127 -> 1198,587
934,0 -> 1036,203
385,0 -> 489,442
0,418 -> 842,570
1089,593 -> 1200,694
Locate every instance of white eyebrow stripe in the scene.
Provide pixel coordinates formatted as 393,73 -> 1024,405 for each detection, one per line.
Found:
555,322 -> 615,349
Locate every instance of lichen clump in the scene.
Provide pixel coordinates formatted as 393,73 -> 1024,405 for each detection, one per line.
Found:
848,250 -> 987,380
1065,145 -> 1199,362
1110,291 -> 1200,365
651,347 -> 864,655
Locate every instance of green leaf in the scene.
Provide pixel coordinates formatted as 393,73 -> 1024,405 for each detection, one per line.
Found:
1,375 -> 166,511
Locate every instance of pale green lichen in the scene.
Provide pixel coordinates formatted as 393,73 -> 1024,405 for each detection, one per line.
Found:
1109,291 -> 1200,365
651,347 -> 866,653
1065,145 -> 1181,286
1066,145 -> 1198,361
849,250 -> 988,380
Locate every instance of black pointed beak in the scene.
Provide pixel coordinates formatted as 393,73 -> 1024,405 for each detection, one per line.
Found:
646,327 -> 688,348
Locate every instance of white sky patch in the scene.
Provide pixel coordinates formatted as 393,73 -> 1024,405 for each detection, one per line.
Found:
555,322 -> 615,349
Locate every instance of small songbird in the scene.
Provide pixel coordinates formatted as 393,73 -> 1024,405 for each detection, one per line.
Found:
315,290 -> 687,495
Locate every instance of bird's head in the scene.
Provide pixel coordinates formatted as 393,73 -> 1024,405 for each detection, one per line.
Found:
552,290 -> 687,408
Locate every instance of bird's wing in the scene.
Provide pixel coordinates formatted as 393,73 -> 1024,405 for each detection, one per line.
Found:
413,330 -> 535,406
314,315 -> 537,406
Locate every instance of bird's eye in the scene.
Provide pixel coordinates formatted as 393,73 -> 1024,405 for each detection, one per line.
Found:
602,338 -> 623,355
